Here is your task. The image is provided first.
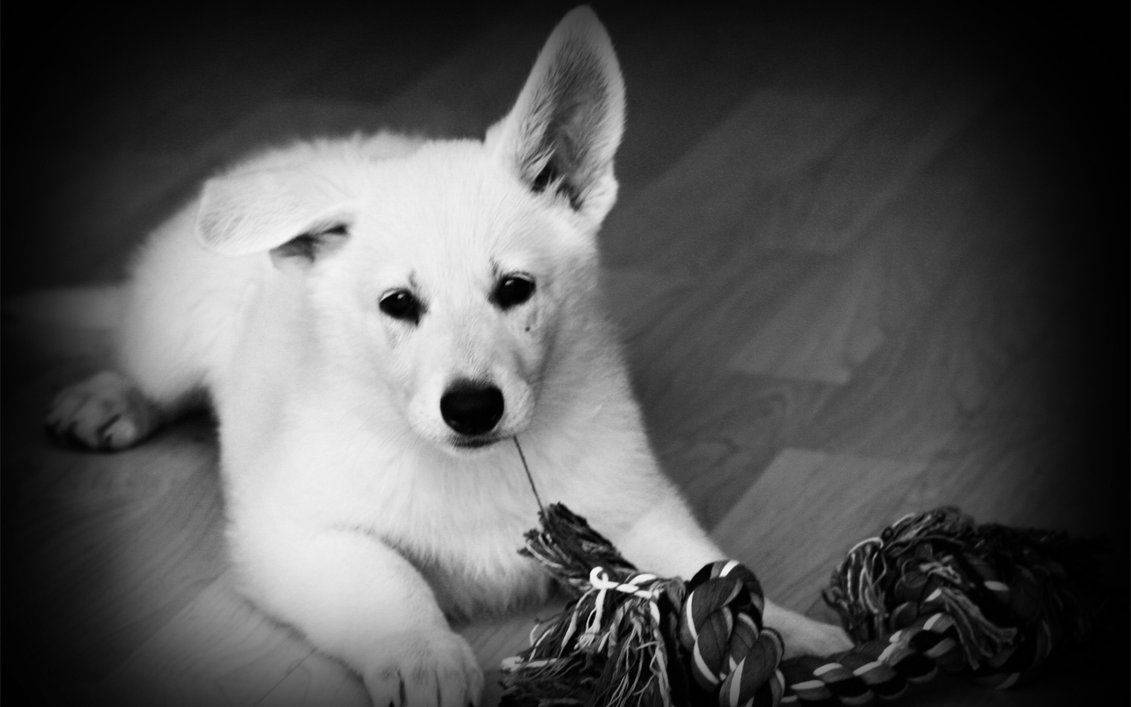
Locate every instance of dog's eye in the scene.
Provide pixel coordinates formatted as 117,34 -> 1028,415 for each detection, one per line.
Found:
379,289 -> 423,324
492,275 -> 536,310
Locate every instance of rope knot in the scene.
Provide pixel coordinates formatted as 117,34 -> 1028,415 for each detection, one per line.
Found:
589,566 -> 662,600
677,560 -> 785,706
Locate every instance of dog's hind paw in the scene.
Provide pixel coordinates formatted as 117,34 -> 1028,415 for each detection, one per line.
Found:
45,371 -> 159,451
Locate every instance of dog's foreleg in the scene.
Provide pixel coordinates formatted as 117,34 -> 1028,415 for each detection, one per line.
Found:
231,520 -> 483,706
613,491 -> 723,579
615,490 -> 852,659
761,598 -> 854,658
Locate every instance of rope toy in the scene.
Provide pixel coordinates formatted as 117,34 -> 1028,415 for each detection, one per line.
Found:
500,501 -> 1100,706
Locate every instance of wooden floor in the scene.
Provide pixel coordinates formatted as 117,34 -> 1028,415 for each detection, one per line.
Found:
2,2 -> 1127,705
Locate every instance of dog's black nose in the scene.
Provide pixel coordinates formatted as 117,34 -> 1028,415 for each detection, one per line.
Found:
440,381 -> 504,436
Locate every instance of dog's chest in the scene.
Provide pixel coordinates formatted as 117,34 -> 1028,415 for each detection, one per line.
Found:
372,473 -> 552,616
404,515 -> 550,617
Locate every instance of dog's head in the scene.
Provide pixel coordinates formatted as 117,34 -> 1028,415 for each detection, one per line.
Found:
195,7 -> 624,454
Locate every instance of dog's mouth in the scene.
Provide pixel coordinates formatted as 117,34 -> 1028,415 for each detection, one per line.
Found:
450,435 -> 502,450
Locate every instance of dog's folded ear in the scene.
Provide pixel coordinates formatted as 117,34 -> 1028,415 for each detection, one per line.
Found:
196,167 -> 353,268
490,6 -> 625,225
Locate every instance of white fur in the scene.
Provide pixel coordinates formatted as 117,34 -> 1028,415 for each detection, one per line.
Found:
46,7 -> 849,705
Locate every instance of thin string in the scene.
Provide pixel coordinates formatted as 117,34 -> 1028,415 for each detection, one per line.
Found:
513,436 -> 545,514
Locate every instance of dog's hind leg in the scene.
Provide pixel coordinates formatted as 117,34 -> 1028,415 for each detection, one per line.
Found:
45,203 -> 230,451
45,291 -> 209,451
45,293 -> 211,451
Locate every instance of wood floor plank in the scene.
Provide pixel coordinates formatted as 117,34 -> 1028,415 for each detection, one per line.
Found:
793,230 -> 1053,462
257,647 -> 367,707
642,372 -> 836,528
602,77 -> 990,277
94,573 -> 315,706
903,332 -> 1122,539
711,448 -> 926,613
2,424 -> 227,682
617,247 -> 846,390
726,244 -> 884,384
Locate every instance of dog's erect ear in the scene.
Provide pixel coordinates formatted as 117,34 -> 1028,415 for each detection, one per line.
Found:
196,167 -> 353,269
490,6 -> 625,224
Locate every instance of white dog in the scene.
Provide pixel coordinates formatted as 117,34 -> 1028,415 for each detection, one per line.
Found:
46,7 -> 849,704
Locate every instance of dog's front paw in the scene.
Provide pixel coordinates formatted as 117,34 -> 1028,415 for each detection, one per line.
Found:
775,615 -> 853,659
362,628 -> 483,707
764,601 -> 853,659
45,371 -> 159,450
